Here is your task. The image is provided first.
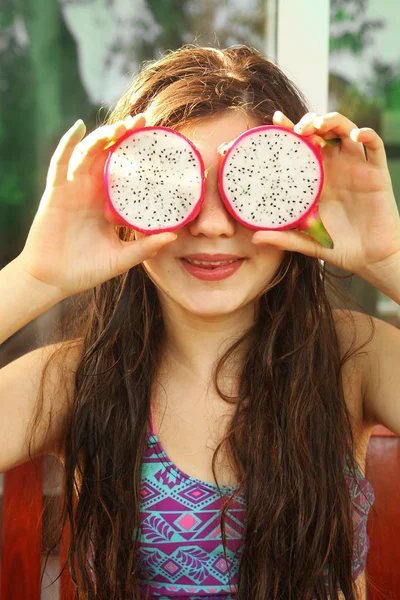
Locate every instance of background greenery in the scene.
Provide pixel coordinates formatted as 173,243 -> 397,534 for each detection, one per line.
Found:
0,0 -> 399,318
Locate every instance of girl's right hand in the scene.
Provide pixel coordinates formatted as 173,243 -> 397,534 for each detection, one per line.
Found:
18,114 -> 176,299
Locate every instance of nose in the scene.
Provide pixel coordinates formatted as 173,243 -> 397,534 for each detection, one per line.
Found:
187,168 -> 237,238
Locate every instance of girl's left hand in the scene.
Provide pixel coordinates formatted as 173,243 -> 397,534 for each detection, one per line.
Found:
251,110 -> 400,277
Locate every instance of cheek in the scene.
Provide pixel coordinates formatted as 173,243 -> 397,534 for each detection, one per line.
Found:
141,255 -> 175,289
256,246 -> 286,271
135,230 -> 176,281
142,256 -> 164,277
253,249 -> 287,291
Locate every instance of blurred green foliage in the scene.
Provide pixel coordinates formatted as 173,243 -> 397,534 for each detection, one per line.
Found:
330,0 -> 385,54
0,0 -> 93,265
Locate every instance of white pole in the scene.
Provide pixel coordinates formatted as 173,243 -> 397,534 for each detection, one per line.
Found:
265,0 -> 278,61
274,0 -> 330,114
265,0 -> 330,268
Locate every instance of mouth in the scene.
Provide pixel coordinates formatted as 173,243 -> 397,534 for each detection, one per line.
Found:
179,257 -> 245,281
181,258 -> 241,269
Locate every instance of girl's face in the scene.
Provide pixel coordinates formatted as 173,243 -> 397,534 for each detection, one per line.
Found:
138,111 -> 285,321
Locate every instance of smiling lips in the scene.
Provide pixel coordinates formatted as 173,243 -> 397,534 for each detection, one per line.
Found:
179,254 -> 245,280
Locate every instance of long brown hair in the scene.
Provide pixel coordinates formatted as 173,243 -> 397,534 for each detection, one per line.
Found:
31,45 -> 375,599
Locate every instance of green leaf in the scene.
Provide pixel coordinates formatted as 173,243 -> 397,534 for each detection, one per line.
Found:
0,173 -> 25,207
0,9 -> 14,28
333,9 -> 354,23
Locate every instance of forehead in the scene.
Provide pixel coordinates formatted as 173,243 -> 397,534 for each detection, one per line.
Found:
177,111 -> 262,151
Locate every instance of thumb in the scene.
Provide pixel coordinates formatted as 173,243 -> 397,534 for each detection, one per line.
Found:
115,233 -> 177,274
251,229 -> 328,260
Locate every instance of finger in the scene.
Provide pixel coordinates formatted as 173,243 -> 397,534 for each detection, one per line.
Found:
350,127 -> 388,169
47,120 -> 87,186
311,112 -> 358,136
102,113 -> 146,151
293,112 -> 337,147
294,112 -> 341,144
91,114 -> 146,157
69,114 -> 146,179
273,111 -> 295,129
89,115 -> 148,179
273,111 -> 329,151
115,232 -> 177,274
302,112 -> 365,158
251,229 -> 329,261
67,121 -> 129,179
295,112 -> 320,132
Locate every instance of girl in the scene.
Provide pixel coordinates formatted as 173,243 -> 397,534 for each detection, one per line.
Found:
1,45 -> 399,600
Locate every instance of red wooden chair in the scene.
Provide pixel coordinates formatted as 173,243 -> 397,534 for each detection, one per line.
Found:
366,426 -> 400,599
1,426 -> 399,599
0,457 -> 75,600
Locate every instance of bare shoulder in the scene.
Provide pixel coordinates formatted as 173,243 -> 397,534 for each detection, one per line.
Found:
331,308 -> 370,437
332,307 -> 400,435
0,338 -> 83,472
332,307 -> 374,351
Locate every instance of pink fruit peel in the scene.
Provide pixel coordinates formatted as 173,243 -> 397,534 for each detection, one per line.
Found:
104,126 -> 206,233
218,125 -> 334,249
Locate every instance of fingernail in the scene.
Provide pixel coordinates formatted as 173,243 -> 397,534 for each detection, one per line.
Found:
104,139 -> 117,150
252,234 -> 263,244
314,117 -> 324,129
252,232 -> 278,244
155,232 -> 177,242
71,119 -> 85,131
125,116 -> 136,127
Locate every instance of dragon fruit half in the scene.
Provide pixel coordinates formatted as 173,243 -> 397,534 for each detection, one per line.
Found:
104,126 -> 206,233
218,125 -> 333,248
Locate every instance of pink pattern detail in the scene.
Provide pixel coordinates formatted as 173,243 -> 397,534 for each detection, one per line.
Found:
177,513 -> 198,530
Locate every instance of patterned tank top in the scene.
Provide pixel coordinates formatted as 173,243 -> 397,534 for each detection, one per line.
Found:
136,408 -> 375,599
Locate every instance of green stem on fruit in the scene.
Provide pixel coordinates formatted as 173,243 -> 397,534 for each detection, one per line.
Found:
321,137 -> 341,148
299,214 -> 334,249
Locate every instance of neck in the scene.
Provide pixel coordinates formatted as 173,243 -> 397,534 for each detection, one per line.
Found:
159,301 -> 254,383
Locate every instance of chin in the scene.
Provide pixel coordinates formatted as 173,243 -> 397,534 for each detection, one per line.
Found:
178,294 -> 251,319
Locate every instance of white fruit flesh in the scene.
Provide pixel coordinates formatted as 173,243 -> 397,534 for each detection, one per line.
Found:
105,128 -> 204,231
220,128 -> 322,228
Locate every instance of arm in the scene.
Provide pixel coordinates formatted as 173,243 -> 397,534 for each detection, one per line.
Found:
357,249 -> 400,305
0,257 -> 77,472
0,256 -> 64,346
0,340 -> 81,472
0,116 -> 176,473
359,314 -> 400,435
356,251 -> 400,434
